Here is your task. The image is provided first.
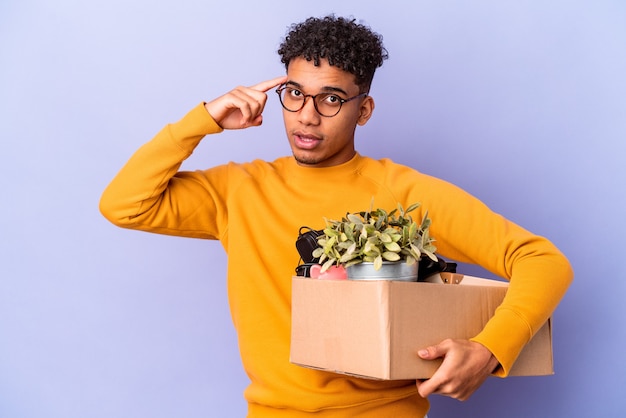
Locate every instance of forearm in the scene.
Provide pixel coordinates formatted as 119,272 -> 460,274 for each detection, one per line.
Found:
471,239 -> 573,375
420,178 -> 574,375
99,103 -> 223,234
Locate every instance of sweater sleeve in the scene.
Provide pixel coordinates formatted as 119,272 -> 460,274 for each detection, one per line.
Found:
385,166 -> 574,377
99,103 -> 227,239
470,239 -> 573,377
422,176 -> 574,377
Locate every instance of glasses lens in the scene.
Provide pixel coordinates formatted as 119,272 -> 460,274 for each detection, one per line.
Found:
279,87 -> 303,112
314,93 -> 342,117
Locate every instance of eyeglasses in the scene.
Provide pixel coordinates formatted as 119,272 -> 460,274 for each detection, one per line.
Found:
276,85 -> 367,117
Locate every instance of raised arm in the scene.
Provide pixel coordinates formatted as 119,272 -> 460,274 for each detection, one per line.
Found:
99,76 -> 286,238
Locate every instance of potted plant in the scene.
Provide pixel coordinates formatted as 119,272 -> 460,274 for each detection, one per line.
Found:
312,202 -> 437,280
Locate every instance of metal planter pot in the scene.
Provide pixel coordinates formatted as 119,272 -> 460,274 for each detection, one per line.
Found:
346,261 -> 418,282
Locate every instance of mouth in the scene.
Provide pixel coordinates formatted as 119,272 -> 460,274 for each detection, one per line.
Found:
293,131 -> 322,150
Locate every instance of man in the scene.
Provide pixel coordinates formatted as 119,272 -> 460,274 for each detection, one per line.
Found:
100,15 -> 572,417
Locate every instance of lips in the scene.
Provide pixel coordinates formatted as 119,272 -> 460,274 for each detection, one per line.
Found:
293,131 -> 322,150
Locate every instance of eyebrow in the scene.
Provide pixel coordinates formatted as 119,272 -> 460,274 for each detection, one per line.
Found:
285,80 -> 349,96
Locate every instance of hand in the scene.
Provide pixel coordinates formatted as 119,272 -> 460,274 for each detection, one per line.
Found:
415,339 -> 500,401
204,75 -> 287,129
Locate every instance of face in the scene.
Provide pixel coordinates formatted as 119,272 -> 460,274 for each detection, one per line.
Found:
281,57 -> 375,167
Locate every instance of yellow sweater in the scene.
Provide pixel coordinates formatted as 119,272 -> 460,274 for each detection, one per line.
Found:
100,103 -> 573,416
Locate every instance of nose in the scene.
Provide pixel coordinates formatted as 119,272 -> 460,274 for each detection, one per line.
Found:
297,96 -> 321,125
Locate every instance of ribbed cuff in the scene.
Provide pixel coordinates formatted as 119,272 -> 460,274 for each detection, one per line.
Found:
470,307 -> 533,377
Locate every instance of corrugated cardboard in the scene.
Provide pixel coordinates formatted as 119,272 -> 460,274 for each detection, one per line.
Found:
290,273 -> 553,380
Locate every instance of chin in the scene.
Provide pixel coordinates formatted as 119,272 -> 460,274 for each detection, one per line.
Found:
293,153 -> 323,166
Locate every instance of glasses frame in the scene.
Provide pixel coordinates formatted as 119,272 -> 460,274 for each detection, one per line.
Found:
275,85 -> 367,118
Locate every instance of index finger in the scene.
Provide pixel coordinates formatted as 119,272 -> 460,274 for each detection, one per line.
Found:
250,75 -> 288,92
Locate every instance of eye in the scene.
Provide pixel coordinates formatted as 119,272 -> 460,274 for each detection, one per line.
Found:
321,94 -> 342,106
287,88 -> 303,98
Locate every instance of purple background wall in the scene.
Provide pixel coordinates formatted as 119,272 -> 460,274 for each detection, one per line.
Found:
1,1 -> 625,416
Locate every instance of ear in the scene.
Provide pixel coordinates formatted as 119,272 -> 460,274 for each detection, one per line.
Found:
357,96 -> 375,126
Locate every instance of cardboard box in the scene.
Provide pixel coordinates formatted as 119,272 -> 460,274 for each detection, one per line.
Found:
290,273 -> 553,380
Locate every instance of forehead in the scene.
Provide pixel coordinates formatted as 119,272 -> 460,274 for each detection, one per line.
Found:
286,57 -> 358,93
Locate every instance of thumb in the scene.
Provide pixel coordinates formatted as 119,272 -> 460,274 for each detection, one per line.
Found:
418,343 -> 446,360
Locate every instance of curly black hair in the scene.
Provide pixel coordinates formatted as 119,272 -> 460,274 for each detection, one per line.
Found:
277,15 -> 388,93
